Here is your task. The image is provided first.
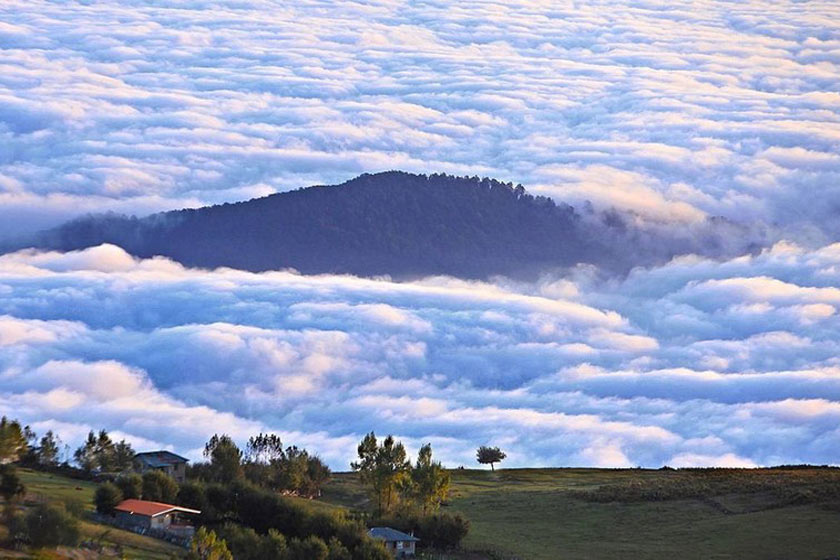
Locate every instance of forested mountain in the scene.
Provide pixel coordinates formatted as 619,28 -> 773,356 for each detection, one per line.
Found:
8,171 -> 758,279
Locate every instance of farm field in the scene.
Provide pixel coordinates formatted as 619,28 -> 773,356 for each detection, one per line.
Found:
323,468 -> 840,560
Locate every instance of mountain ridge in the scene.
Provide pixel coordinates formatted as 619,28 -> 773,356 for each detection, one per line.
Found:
7,171 -> 759,279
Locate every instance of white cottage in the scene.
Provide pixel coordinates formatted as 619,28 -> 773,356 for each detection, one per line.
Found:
368,527 -> 420,558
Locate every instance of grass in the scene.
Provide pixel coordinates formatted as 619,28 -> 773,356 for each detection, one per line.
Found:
8,468 -> 183,560
9,466 -> 840,559
323,468 -> 840,560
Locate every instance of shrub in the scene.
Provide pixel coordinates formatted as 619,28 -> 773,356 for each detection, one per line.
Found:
327,536 -> 352,560
286,535 -> 329,560
62,497 -> 86,518
352,538 -> 391,560
26,502 -> 80,548
142,470 -> 179,502
373,511 -> 470,550
179,480 -> 209,512
115,473 -> 142,499
95,482 -> 123,514
419,512 -> 470,549
262,529 -> 288,558
187,527 -> 232,560
215,523 -> 262,560
0,465 -> 25,502
5,510 -> 28,546
187,478 -> 390,559
215,523 -> 292,560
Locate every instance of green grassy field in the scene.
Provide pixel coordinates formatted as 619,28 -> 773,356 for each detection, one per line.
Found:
323,468 -> 840,560
9,469 -> 183,560
6,467 -> 840,559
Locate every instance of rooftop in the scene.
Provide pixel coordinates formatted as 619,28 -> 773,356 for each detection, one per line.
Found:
134,450 -> 189,467
368,527 -> 420,543
114,499 -> 200,518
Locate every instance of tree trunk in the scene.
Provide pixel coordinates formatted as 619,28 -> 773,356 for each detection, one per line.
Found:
490,462 -> 495,471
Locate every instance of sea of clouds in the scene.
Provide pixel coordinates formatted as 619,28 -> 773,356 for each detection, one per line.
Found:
2,242 -> 840,468
1,0 -> 839,239
1,0 -> 840,468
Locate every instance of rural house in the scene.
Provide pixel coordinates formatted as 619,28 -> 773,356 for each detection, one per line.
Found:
368,527 -> 420,558
113,499 -> 200,541
134,450 -> 189,483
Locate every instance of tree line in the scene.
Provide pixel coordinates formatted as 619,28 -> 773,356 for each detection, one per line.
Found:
2,415 -> 510,556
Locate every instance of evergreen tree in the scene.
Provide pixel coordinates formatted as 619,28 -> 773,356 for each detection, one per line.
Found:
352,432 -> 410,516
37,430 -> 59,466
409,443 -> 451,514
0,417 -> 28,463
94,482 -> 124,514
204,434 -> 243,483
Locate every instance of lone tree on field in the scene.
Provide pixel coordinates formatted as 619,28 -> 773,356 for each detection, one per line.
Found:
476,446 -> 506,471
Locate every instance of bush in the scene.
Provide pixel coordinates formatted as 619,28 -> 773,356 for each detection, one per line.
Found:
115,473 -> 142,499
194,479 -> 389,559
287,535 -> 329,560
327,536 -> 352,560
215,523 -> 291,560
0,465 -> 25,501
351,538 -> 391,560
142,470 -> 179,502
61,497 -> 86,518
5,510 -> 28,546
187,527 -> 232,560
262,529 -> 288,558
373,511 -> 469,550
26,502 -> 80,548
216,524 -> 262,560
419,512 -> 470,549
179,480 -> 209,512
95,482 -> 123,514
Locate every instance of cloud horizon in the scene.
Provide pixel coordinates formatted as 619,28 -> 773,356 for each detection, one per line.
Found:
1,0 -> 839,248
2,243 -> 839,469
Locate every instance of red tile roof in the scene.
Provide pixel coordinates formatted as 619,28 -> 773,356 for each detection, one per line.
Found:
114,499 -> 200,517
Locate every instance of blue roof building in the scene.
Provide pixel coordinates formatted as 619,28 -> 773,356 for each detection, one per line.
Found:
134,450 -> 189,483
368,527 -> 419,558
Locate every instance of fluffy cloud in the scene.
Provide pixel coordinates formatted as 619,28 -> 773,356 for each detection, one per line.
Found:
2,243 -> 840,468
2,1 -> 840,468
0,0 -> 839,241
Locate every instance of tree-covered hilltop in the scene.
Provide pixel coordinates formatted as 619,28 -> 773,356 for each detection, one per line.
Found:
12,171 -> 755,279
21,171 -> 587,278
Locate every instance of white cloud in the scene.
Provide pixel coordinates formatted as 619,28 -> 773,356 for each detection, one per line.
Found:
0,0 -> 838,241
0,243 -> 839,467
2,1 -> 840,468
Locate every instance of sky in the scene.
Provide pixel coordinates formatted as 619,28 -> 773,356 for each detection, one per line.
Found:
1,0 -> 840,469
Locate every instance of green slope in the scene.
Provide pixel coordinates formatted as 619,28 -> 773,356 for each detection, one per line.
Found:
323,468 -> 840,560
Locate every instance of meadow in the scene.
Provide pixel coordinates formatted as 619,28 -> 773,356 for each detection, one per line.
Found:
5,466 -> 840,559
324,467 -> 840,560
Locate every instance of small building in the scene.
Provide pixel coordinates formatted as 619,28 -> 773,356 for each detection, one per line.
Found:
368,527 -> 420,558
134,450 -> 189,483
113,499 -> 200,540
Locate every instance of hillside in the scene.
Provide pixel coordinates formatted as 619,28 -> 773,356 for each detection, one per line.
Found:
5,466 -> 840,559
10,171 -> 752,279
3,468 -> 182,559
324,467 -> 840,560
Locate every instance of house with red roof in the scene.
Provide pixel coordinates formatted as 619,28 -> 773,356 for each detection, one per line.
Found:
113,498 -> 200,541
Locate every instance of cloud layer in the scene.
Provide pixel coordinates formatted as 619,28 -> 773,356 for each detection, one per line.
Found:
2,243 -> 840,468
1,0 -> 839,240
2,1 -> 839,470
